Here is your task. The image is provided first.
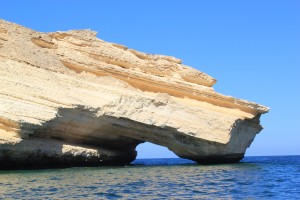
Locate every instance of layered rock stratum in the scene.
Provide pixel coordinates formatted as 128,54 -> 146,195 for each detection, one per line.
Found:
0,20 -> 269,169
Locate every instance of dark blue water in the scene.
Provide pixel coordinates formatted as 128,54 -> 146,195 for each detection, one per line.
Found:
0,156 -> 299,199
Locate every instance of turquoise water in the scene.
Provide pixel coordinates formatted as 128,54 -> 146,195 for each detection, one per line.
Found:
0,156 -> 299,199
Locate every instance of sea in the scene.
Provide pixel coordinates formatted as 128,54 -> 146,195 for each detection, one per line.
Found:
0,156 -> 299,199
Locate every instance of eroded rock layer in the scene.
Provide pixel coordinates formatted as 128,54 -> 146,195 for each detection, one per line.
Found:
0,20 -> 269,168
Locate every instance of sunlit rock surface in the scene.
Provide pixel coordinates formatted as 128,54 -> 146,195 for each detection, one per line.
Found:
0,20 -> 269,169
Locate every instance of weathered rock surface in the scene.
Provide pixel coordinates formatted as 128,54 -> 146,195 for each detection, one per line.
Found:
0,20 -> 269,169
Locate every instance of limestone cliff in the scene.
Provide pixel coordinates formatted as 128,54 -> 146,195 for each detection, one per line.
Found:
0,20 -> 269,169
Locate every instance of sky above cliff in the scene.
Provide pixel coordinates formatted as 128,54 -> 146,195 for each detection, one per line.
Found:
1,0 -> 299,158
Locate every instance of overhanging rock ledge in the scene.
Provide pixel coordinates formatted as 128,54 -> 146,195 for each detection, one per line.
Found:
0,20 -> 269,169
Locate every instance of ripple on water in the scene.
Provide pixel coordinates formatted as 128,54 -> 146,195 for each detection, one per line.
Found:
0,156 -> 299,199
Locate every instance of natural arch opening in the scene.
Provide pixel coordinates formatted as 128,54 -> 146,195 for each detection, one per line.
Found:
135,142 -> 178,159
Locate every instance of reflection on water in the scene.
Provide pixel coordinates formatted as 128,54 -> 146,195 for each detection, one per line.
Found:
0,156 -> 299,199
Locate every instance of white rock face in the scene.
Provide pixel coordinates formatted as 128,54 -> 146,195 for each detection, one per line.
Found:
0,20 -> 269,168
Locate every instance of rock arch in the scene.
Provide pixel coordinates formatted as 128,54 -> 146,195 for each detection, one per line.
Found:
0,19 -> 269,169
1,106 -> 262,169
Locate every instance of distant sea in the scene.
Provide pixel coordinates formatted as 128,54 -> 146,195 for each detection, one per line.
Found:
0,156 -> 299,199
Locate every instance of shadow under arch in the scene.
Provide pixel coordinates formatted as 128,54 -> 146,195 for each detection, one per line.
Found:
0,105 -> 258,169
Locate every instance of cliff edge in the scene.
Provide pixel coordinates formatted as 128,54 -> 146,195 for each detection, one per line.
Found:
0,20 -> 269,169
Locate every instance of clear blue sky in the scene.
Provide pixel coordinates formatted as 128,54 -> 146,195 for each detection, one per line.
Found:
1,0 -> 299,158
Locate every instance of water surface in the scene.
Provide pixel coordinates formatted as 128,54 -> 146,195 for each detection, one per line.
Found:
0,156 -> 299,199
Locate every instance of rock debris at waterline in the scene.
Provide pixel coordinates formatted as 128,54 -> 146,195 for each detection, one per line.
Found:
0,19 -> 269,169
